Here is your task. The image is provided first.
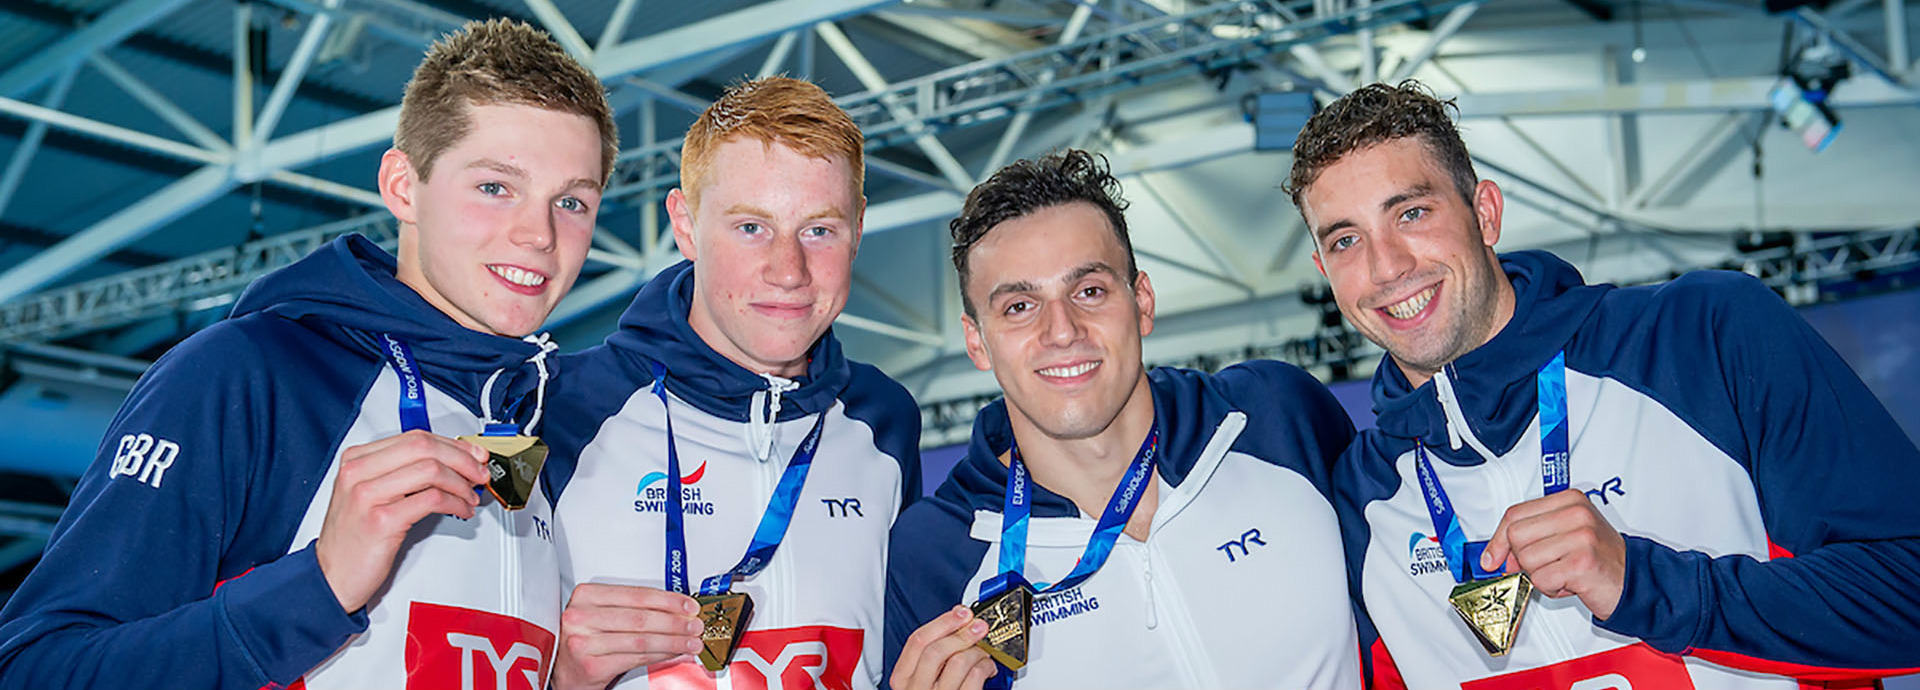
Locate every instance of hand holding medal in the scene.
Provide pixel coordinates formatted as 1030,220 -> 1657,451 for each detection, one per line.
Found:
315,430 -> 490,613
890,605 -> 999,690
1477,489 -> 1628,621
1417,352 -> 1626,656
456,423 -> 548,510
651,363 -> 824,673
969,428 -> 1159,678
549,584 -> 703,690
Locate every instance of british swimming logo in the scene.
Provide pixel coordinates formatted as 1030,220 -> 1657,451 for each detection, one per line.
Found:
635,461 -> 716,515
1408,532 -> 1451,578
1032,587 -> 1100,626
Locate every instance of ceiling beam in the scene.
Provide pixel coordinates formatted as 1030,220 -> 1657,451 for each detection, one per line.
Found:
1452,76 -> 1920,117
0,1 -> 390,115
0,0 -> 195,99
0,166 -> 235,303
0,221 -> 168,268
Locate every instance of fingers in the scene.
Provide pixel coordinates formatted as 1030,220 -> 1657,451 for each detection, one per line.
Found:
570,583 -> 701,615
893,606 -> 977,689
352,456 -> 483,513
897,608 -> 991,690
563,629 -> 702,661
962,655 -> 998,690
317,431 -> 495,613
1480,490 -> 1590,575
383,482 -> 479,525
554,584 -> 704,690
342,429 -> 491,487
563,601 -> 702,641
1479,490 -> 1629,619
931,647 -> 993,690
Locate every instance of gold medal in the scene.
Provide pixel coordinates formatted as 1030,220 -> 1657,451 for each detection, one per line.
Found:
456,433 -> 547,511
695,593 -> 754,672
970,583 -> 1034,671
1448,572 -> 1533,656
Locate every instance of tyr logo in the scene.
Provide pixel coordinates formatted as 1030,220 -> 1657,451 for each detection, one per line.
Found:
646,625 -> 864,690
1584,477 -> 1627,506
1216,528 -> 1268,563
405,602 -> 556,690
821,498 -> 864,518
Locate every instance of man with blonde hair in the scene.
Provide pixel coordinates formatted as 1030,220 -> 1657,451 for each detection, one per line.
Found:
0,19 -> 614,689
543,77 -> 920,690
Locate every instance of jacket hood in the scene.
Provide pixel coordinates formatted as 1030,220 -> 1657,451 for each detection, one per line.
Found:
1369,250 -> 1608,465
230,234 -> 553,421
605,259 -> 851,423
934,368 -> 1233,517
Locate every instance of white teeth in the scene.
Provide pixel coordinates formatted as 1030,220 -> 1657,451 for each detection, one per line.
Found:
1039,362 -> 1099,378
1384,287 -> 1435,320
489,265 -> 547,287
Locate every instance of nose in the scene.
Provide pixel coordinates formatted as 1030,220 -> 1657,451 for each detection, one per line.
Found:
1037,299 -> 1087,349
763,230 -> 811,290
1366,231 -> 1415,285
510,200 -> 557,253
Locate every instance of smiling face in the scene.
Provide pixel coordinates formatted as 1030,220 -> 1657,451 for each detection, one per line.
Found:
669,137 -> 864,377
961,202 -> 1156,442
383,101 -> 603,338
1305,137 -> 1514,388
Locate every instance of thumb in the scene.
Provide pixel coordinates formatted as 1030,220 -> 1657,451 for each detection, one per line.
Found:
1480,523 -> 1512,576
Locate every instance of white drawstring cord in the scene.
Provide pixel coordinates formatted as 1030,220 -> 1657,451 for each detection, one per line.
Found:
478,333 -> 560,434
1432,366 -> 1499,462
746,373 -> 800,462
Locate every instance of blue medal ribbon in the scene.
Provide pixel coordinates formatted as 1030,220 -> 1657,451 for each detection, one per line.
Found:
1413,351 -> 1571,583
380,334 -> 432,433
381,335 -> 525,502
653,363 -> 826,597
482,422 -> 523,436
981,426 -> 1160,600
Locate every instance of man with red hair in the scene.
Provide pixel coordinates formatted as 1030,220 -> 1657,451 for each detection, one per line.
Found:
544,77 -> 920,690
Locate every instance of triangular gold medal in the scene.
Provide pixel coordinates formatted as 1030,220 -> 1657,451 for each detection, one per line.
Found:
457,434 -> 548,511
970,584 -> 1034,670
695,593 -> 754,672
1448,572 -> 1533,656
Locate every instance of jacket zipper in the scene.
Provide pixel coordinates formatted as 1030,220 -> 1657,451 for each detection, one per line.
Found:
501,504 -> 519,619
1441,367 -> 1583,661
1133,544 -> 1208,687
761,430 -> 788,627
1139,543 -> 1157,630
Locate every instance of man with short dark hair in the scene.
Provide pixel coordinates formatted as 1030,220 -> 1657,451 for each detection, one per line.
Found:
1295,81 -> 1920,689
884,149 -> 1361,690
0,19 -> 613,689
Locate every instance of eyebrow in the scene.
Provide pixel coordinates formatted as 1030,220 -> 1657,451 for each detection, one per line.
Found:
466,159 -> 602,193
1311,182 -> 1438,242
467,158 -> 526,179
720,203 -> 851,223
1065,261 -> 1121,285
984,261 -> 1120,306
1380,182 -> 1436,214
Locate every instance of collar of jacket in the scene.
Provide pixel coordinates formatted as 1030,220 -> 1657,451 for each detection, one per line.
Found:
604,259 -> 852,423
1368,250 -> 1609,466
936,367 -> 1236,516
231,233 -> 554,421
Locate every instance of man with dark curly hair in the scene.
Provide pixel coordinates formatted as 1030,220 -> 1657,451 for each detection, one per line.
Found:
1296,81 -> 1920,689
884,149 -> 1363,690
